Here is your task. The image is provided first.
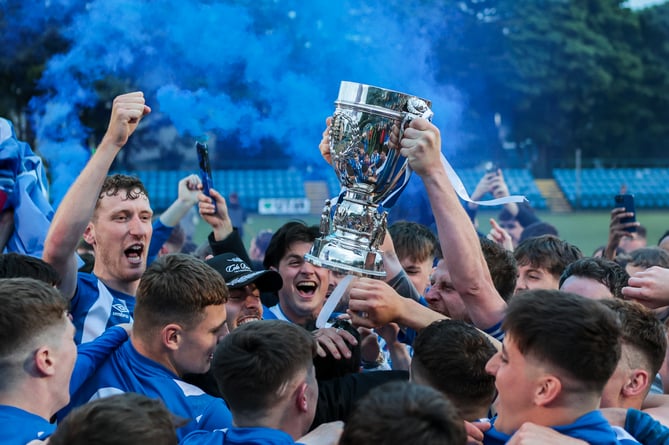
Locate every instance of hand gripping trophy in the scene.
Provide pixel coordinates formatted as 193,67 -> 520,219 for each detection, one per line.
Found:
305,81 -> 433,278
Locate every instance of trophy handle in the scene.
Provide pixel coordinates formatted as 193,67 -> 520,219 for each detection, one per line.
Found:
401,97 -> 434,129
330,111 -> 361,163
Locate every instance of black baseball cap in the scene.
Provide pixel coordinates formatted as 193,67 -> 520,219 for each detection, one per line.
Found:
206,253 -> 282,292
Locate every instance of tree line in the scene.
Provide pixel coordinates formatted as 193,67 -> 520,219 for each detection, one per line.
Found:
1,0 -> 667,177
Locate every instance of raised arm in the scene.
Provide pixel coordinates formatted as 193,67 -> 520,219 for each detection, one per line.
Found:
198,187 -> 233,243
42,92 -> 151,300
348,277 -> 446,331
399,118 -> 506,329
158,174 -> 201,228
147,174 -> 201,261
490,171 -> 520,219
604,207 -> 639,260
347,277 -> 500,350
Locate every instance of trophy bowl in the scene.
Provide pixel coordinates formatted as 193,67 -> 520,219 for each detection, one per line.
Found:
305,81 -> 433,278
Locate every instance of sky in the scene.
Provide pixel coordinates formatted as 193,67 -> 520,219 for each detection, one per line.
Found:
627,0 -> 668,8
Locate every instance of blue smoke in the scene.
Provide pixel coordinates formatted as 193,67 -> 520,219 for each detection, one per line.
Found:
19,0 -> 469,207
0,0 -> 75,59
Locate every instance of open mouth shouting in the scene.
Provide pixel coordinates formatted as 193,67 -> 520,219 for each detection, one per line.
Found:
296,280 -> 318,298
124,243 -> 145,265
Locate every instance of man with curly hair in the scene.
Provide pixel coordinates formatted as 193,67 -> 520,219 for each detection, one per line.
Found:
43,92 -> 153,343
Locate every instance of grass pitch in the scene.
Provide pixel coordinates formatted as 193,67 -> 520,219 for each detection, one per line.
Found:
194,209 -> 669,258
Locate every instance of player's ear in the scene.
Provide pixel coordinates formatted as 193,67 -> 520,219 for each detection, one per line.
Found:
534,374 -> 561,406
162,324 -> 182,351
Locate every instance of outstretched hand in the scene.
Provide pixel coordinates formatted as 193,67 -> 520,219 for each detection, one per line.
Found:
198,188 -> 233,241
347,278 -> 404,328
487,218 -> 514,252
470,172 -> 497,202
489,171 -> 511,199
178,174 -> 202,207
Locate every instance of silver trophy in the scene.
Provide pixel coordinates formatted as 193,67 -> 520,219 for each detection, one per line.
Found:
305,81 -> 433,278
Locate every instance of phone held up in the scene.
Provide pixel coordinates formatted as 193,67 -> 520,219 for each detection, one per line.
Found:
196,140 -> 217,213
485,161 -> 498,176
614,194 -> 636,233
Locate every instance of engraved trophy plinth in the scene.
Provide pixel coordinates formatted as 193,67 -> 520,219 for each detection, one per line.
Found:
305,81 -> 433,278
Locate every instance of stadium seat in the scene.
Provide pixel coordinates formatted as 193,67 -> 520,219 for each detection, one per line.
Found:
553,168 -> 669,209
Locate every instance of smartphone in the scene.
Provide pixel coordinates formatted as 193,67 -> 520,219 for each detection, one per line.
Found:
614,194 -> 636,233
485,162 -> 498,176
196,141 -> 217,212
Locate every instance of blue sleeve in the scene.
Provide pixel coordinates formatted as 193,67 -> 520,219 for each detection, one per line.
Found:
397,327 -> 417,346
624,408 -> 669,444
482,319 -> 505,342
147,219 -> 173,265
515,202 -> 540,228
208,229 -> 252,265
0,126 -> 54,258
197,398 -> 233,433
180,430 -> 222,445
70,326 -> 128,394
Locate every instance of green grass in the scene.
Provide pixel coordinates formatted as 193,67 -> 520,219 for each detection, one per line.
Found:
193,214 -> 320,251
193,210 -> 669,257
478,209 -> 668,255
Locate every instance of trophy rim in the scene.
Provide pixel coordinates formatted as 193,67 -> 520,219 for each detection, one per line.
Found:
304,252 -> 386,278
338,80 -> 432,108
333,99 -> 404,120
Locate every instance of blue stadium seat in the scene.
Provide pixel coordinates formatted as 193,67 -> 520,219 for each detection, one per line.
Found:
553,168 -> 669,209
115,167 -> 668,213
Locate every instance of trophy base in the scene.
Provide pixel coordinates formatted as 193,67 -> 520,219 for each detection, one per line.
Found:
305,236 -> 386,278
